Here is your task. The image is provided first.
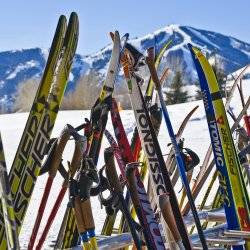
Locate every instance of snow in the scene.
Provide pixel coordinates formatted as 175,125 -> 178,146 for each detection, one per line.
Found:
0,81 -> 4,88
230,38 -> 243,50
230,38 -> 250,58
6,60 -> 39,80
186,27 -> 220,49
168,25 -> 193,51
41,48 -> 49,62
0,67 -> 249,249
68,72 -> 74,82
242,49 -> 250,58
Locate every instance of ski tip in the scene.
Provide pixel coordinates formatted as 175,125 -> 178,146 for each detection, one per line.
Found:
113,30 -> 120,41
68,11 -> 79,28
187,43 -> 193,50
193,105 -> 199,111
69,12 -> 78,19
58,15 -> 67,24
109,32 -> 115,41
109,31 -> 121,44
123,33 -> 129,40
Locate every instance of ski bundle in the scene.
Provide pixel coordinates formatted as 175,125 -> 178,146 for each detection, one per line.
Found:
1,14 -> 250,250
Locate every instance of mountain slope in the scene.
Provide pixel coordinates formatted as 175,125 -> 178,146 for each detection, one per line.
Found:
0,24 -> 250,111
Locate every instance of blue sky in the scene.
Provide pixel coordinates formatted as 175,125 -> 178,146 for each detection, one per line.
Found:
0,1 -> 249,55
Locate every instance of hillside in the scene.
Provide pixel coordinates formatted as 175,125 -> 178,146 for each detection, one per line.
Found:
0,24 -> 250,112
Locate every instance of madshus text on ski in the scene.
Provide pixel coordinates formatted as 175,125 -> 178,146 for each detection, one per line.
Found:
0,12 -> 249,250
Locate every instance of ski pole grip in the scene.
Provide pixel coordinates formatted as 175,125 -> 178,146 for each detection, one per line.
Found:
70,135 -> 87,177
80,199 -> 95,229
104,147 -> 123,193
48,125 -> 72,177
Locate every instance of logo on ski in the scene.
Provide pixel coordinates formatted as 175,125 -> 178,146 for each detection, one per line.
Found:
136,108 -> 166,195
217,116 -> 224,125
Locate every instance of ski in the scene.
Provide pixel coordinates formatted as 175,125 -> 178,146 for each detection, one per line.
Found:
182,96 -> 250,215
182,66 -> 250,216
0,133 -> 20,250
121,43 -> 192,249
0,14 -> 69,250
191,131 -> 250,234
189,44 -> 250,249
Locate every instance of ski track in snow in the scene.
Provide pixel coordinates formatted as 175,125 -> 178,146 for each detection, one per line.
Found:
0,77 -> 249,249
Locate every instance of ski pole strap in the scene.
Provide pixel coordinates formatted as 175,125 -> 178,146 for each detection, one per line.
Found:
40,124 -> 87,178
90,165 -> 110,196
181,148 -> 200,172
96,165 -> 118,208
74,157 -> 99,202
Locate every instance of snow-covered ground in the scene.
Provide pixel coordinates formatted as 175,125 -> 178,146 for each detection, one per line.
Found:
0,74 -> 249,249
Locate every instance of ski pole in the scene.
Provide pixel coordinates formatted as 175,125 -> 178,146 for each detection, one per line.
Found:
34,127 -> 86,250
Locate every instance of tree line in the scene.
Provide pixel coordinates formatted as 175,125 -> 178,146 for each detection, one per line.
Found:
12,58 -> 227,112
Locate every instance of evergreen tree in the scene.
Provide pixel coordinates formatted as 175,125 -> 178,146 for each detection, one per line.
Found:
209,51 -> 227,97
194,80 -> 202,100
212,63 -> 227,97
164,71 -> 189,104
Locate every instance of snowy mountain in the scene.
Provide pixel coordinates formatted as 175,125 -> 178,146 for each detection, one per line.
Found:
1,24 -> 250,111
